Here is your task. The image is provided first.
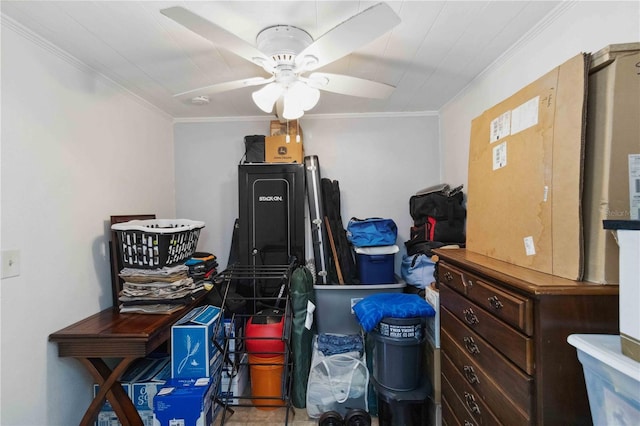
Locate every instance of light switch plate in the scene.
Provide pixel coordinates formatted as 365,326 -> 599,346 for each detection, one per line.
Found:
1,250 -> 20,279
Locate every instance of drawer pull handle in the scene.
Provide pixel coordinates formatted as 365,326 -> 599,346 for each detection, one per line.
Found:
463,308 -> 479,325
488,295 -> 504,310
463,336 -> 480,355
444,271 -> 453,281
464,392 -> 481,415
466,279 -> 474,289
464,422 -> 474,426
463,365 -> 480,384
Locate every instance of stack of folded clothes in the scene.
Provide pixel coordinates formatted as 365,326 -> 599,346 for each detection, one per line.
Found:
118,264 -> 205,314
185,252 -> 218,281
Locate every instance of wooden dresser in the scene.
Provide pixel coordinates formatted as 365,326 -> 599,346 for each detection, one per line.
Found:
434,249 -> 619,425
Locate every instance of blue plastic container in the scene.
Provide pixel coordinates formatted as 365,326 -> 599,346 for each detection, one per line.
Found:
355,245 -> 398,284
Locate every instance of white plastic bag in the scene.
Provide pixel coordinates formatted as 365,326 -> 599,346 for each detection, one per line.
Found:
306,335 -> 369,418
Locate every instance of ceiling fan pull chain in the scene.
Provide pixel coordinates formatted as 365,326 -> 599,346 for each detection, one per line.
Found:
286,120 -> 291,143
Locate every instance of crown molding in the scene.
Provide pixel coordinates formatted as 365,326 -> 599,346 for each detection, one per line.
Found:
173,110 -> 438,123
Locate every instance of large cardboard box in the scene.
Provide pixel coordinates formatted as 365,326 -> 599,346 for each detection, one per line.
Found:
153,377 -> 217,426
265,135 -> 304,163
171,305 -> 223,379
583,43 -> 640,284
466,53 -> 589,280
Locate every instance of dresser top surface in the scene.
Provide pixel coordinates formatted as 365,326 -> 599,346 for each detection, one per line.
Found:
434,248 -> 619,296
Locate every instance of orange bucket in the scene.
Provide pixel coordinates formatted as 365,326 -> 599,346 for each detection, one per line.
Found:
248,353 -> 285,410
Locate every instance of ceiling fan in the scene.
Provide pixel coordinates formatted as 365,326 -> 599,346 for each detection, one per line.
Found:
160,3 -> 401,120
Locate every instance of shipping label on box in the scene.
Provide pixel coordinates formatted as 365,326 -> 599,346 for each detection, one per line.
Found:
171,305 -> 223,379
467,53 -> 588,280
153,377 -> 215,426
265,135 -> 304,163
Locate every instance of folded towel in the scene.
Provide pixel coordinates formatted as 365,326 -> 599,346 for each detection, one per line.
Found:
353,293 -> 435,332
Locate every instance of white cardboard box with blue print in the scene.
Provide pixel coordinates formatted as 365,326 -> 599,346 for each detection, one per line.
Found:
171,305 -> 223,379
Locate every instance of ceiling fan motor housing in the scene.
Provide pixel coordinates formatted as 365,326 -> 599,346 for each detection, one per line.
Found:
257,25 -> 313,67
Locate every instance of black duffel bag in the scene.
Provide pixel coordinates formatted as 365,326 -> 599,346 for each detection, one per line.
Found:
409,184 -> 466,244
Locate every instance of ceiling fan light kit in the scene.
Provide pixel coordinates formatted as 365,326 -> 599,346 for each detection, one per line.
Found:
161,2 -> 400,119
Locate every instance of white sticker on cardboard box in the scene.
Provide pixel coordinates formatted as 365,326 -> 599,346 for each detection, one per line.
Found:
543,185 -> 549,202
490,111 -> 511,142
629,154 -> 640,220
524,236 -> 536,256
493,141 -> 507,170
511,96 -> 539,135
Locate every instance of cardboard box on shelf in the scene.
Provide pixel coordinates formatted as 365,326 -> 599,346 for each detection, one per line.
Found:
466,53 -> 588,280
265,135 -> 304,163
583,43 -> 640,284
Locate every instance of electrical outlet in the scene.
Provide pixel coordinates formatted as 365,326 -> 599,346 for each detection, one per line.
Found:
1,250 -> 20,279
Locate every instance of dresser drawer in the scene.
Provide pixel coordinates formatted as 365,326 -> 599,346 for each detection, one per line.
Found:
439,262 -> 533,335
441,284 -> 534,374
439,262 -> 467,294
441,326 -> 531,424
442,378 -> 478,426
442,352 -> 503,425
441,308 -> 533,411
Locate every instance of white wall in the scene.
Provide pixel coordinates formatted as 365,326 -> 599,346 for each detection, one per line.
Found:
1,21 -> 176,425
174,114 -> 442,275
440,1 -> 640,187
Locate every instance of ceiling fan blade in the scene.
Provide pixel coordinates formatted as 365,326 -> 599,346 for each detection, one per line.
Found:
295,2 -> 400,71
161,6 -> 275,70
307,73 -> 395,99
174,76 -> 273,99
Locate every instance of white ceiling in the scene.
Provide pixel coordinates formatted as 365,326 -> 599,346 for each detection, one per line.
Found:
1,1 -> 562,119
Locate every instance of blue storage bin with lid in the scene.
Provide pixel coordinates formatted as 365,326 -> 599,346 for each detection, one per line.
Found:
355,245 -> 399,284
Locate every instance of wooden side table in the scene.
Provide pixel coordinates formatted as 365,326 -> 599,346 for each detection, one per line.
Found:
49,293 -> 208,426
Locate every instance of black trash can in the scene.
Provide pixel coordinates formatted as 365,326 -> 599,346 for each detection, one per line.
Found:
371,317 -> 425,391
374,376 -> 431,426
